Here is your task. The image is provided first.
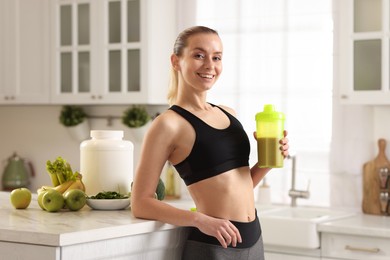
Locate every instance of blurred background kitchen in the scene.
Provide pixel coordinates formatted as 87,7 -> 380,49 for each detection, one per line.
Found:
0,0 -> 389,210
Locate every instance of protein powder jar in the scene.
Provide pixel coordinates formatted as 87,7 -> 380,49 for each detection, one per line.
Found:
80,130 -> 133,196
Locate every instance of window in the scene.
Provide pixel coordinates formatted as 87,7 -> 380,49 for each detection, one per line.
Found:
195,0 -> 333,206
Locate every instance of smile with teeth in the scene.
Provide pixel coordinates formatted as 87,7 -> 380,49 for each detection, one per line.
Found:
198,73 -> 214,79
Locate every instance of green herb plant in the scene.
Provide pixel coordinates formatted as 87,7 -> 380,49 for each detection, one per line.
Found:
122,105 -> 151,128
59,105 -> 87,127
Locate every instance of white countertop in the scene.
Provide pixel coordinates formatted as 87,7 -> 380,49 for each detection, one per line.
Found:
318,213 -> 390,239
0,191 -> 180,247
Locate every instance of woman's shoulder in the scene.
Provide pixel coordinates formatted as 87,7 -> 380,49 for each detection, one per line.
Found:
148,108 -> 187,133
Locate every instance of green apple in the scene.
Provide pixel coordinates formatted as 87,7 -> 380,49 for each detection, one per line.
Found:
10,188 -> 32,209
42,189 -> 64,212
63,189 -> 86,211
37,190 -> 48,210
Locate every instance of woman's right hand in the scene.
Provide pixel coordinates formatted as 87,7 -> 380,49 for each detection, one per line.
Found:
195,212 -> 242,248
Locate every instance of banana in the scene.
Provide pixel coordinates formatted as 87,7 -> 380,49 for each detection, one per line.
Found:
38,180 -> 75,195
53,180 -> 75,193
64,179 -> 85,193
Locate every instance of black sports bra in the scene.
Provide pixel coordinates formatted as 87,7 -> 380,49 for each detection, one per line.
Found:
169,104 -> 250,186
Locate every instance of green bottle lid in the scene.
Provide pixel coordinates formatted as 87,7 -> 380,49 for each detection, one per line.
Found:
256,104 -> 285,121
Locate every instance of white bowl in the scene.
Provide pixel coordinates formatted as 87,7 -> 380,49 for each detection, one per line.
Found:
86,198 -> 130,210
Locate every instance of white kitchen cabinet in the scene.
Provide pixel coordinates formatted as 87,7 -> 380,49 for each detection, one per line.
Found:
338,0 -> 390,104
321,233 -> 390,260
50,0 -> 175,105
265,252 -> 320,260
0,0 -> 50,104
0,228 -> 186,260
264,245 -> 321,260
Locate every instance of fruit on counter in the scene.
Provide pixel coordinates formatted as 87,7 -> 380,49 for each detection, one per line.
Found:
10,188 -> 32,209
41,189 -> 64,212
37,157 -> 85,202
64,189 -> 86,211
65,177 -> 85,192
37,190 -> 46,210
37,173 -> 85,195
37,188 -> 86,212
39,180 -> 74,194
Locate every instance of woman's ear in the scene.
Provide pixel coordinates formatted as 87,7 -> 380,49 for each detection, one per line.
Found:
171,54 -> 180,71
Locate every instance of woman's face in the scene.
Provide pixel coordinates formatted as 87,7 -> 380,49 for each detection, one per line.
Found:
174,33 -> 223,93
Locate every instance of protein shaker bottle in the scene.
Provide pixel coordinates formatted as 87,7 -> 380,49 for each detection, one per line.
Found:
255,104 -> 285,168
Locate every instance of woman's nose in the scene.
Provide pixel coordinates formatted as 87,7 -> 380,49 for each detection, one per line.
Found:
203,56 -> 214,69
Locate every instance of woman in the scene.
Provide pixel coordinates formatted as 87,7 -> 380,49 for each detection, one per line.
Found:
131,26 -> 289,260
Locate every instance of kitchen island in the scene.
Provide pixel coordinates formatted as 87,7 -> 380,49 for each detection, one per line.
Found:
0,191 -> 188,260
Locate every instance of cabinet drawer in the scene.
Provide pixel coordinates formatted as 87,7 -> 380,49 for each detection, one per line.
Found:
322,233 -> 390,260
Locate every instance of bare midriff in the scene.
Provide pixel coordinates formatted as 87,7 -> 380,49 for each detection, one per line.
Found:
187,166 -> 255,222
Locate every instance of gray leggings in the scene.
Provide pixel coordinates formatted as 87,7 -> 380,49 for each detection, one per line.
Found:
181,234 -> 265,260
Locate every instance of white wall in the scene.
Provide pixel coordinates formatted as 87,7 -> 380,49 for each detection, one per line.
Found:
329,105 -> 390,209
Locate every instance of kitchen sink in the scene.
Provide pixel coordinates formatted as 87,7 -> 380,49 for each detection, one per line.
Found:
259,207 -> 354,249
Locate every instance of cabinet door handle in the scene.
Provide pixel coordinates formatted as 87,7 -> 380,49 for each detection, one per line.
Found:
345,245 -> 380,253
4,96 -> 15,100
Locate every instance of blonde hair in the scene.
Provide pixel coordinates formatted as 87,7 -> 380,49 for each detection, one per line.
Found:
167,26 -> 219,106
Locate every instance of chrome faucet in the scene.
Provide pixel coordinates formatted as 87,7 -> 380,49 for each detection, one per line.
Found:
287,155 -> 310,207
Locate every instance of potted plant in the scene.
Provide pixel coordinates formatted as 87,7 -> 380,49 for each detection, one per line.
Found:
59,105 -> 90,142
122,105 -> 152,141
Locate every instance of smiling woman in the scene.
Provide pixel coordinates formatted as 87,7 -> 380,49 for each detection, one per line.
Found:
131,25 -> 290,260
194,0 -> 333,207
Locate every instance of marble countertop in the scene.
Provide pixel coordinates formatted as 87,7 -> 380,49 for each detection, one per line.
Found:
318,213 -> 390,238
0,191 -> 181,247
2,190 -> 390,248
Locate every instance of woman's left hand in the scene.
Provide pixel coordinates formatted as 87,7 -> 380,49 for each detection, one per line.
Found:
280,130 -> 289,158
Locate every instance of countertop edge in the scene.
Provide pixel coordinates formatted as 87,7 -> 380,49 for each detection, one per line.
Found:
318,214 -> 390,239
0,220 -> 181,247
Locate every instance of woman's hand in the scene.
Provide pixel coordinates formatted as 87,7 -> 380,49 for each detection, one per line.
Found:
195,212 -> 242,248
280,130 -> 289,158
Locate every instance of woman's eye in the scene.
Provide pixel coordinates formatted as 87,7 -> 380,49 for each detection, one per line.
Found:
194,54 -> 204,59
213,56 -> 222,61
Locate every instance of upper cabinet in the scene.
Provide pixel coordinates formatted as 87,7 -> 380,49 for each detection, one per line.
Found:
50,0 -> 176,105
0,0 -> 50,104
338,0 -> 390,104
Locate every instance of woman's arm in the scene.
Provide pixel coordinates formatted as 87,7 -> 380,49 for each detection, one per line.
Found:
131,113 -> 193,225
251,164 -> 271,188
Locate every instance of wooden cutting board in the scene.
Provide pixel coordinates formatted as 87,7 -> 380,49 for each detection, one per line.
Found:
362,139 -> 390,215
